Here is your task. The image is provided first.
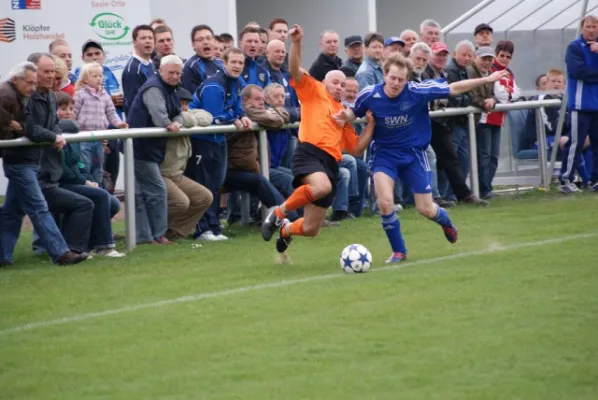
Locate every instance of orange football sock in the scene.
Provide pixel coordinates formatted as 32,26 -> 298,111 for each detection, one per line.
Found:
282,218 -> 305,238
276,185 -> 315,219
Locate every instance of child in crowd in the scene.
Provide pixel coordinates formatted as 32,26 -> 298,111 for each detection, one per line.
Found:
74,62 -> 128,185
54,57 -> 75,97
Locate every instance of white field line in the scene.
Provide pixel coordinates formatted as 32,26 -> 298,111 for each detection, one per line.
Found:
1,232 -> 596,337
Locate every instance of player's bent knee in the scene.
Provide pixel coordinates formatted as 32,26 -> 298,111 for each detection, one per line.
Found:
310,180 -> 332,199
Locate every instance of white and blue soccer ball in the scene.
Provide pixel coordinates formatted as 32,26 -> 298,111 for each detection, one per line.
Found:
340,244 -> 372,273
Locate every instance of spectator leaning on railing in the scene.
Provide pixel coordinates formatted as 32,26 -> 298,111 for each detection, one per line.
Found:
128,54 -> 186,245
28,52 -> 95,260
0,61 -> 87,266
186,48 -> 251,241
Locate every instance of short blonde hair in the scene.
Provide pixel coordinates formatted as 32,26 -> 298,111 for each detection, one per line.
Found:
383,53 -> 413,77
75,62 -> 103,90
546,68 -> 565,77
54,57 -> 68,79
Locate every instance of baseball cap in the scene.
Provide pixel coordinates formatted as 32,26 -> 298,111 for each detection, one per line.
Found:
384,36 -> 405,47
474,23 -> 493,35
82,39 -> 103,54
431,42 -> 449,54
177,87 -> 193,102
344,35 -> 363,47
475,46 -> 495,58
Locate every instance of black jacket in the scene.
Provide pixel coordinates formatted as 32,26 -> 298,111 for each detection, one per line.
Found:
445,58 -> 473,127
1,85 -> 59,165
308,53 -> 342,81
28,90 -> 63,187
422,64 -> 450,128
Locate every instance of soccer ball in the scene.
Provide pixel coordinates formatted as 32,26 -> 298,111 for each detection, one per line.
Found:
340,244 -> 372,273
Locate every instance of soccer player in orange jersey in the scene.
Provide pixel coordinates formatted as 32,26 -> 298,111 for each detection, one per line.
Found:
261,24 -> 374,253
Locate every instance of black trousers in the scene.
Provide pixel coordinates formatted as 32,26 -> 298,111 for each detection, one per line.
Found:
430,121 -> 472,201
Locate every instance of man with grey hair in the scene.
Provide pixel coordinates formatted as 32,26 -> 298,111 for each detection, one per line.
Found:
0,59 -> 90,266
128,54 -> 185,245
309,30 -> 342,81
420,19 -> 441,45
400,29 -> 419,57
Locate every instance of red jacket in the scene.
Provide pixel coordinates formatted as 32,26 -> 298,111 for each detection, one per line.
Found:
483,61 -> 521,127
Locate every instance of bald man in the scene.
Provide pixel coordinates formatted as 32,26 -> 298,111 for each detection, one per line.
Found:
262,25 -> 371,255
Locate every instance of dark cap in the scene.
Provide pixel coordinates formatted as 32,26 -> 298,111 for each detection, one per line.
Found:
177,87 -> 193,102
384,36 -> 405,47
474,23 -> 493,35
344,35 -> 363,47
82,39 -> 103,54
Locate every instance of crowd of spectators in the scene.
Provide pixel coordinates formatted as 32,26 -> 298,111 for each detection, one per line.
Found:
1,14 -> 597,267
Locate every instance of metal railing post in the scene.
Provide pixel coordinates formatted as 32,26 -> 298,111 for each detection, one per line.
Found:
467,113 -> 480,198
258,129 -> 270,180
123,138 -> 136,251
535,107 -> 549,190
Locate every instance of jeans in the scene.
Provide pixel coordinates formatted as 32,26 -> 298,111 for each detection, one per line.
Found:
340,154 -> 359,197
32,190 -> 120,254
0,163 -> 70,263
332,167 -> 350,212
224,170 -> 299,221
61,185 -> 116,249
426,145 -> 441,199
269,166 -> 294,198
349,157 -> 369,217
476,124 -> 502,197
42,185 -> 94,253
103,140 -> 120,193
134,159 -> 168,243
184,139 -> 227,236
443,125 -> 470,200
281,133 -> 298,169
80,141 -> 105,185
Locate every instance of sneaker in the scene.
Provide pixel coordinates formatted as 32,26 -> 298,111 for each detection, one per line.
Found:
321,219 -> 340,227
590,182 -> 598,192
394,203 -> 404,213
214,234 -> 229,241
461,195 -> 489,206
435,198 -> 456,208
57,251 -> 89,266
197,231 -> 220,241
262,206 -> 283,242
385,252 -> 407,264
154,236 -> 174,245
94,248 -> 126,258
276,219 -> 293,253
559,183 -> 581,194
442,224 -> 458,244
330,210 -> 356,221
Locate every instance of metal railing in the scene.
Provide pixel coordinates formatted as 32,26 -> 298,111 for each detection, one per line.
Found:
0,99 -> 561,250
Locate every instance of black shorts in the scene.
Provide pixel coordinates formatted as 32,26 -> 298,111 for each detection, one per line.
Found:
291,142 -> 338,209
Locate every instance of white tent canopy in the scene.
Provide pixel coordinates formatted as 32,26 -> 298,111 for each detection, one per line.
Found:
445,0 -> 595,35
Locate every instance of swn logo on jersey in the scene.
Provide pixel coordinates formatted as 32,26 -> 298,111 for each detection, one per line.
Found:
384,115 -> 410,128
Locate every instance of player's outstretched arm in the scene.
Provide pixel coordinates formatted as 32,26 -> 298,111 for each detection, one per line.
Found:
352,111 -> 375,156
449,70 -> 510,95
289,25 -> 305,84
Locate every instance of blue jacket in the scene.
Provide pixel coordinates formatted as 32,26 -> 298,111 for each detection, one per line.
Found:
189,69 -> 245,143
566,35 -> 598,111
127,75 -> 181,163
181,55 -> 223,94
122,56 -> 156,114
241,55 -> 271,88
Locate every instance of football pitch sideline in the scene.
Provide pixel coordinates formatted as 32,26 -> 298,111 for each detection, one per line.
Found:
1,192 -> 597,399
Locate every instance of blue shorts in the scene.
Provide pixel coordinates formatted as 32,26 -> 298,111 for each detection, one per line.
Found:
370,146 -> 432,194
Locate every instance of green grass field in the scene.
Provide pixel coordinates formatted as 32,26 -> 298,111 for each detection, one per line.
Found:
1,191 -> 597,399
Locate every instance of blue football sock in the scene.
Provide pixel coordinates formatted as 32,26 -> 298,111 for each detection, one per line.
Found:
430,206 -> 453,228
381,212 -> 407,254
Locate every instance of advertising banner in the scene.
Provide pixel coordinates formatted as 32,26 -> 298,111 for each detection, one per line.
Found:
0,0 -> 151,82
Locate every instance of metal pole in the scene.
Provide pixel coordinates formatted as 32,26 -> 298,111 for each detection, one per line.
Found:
367,0 -> 377,33
441,0 -> 496,36
467,113 -> 480,198
123,138 -> 136,251
535,107 -> 549,190
548,0 -> 589,189
258,129 -> 270,180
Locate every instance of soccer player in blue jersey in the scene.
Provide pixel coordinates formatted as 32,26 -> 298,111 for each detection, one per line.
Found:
335,54 -> 508,263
